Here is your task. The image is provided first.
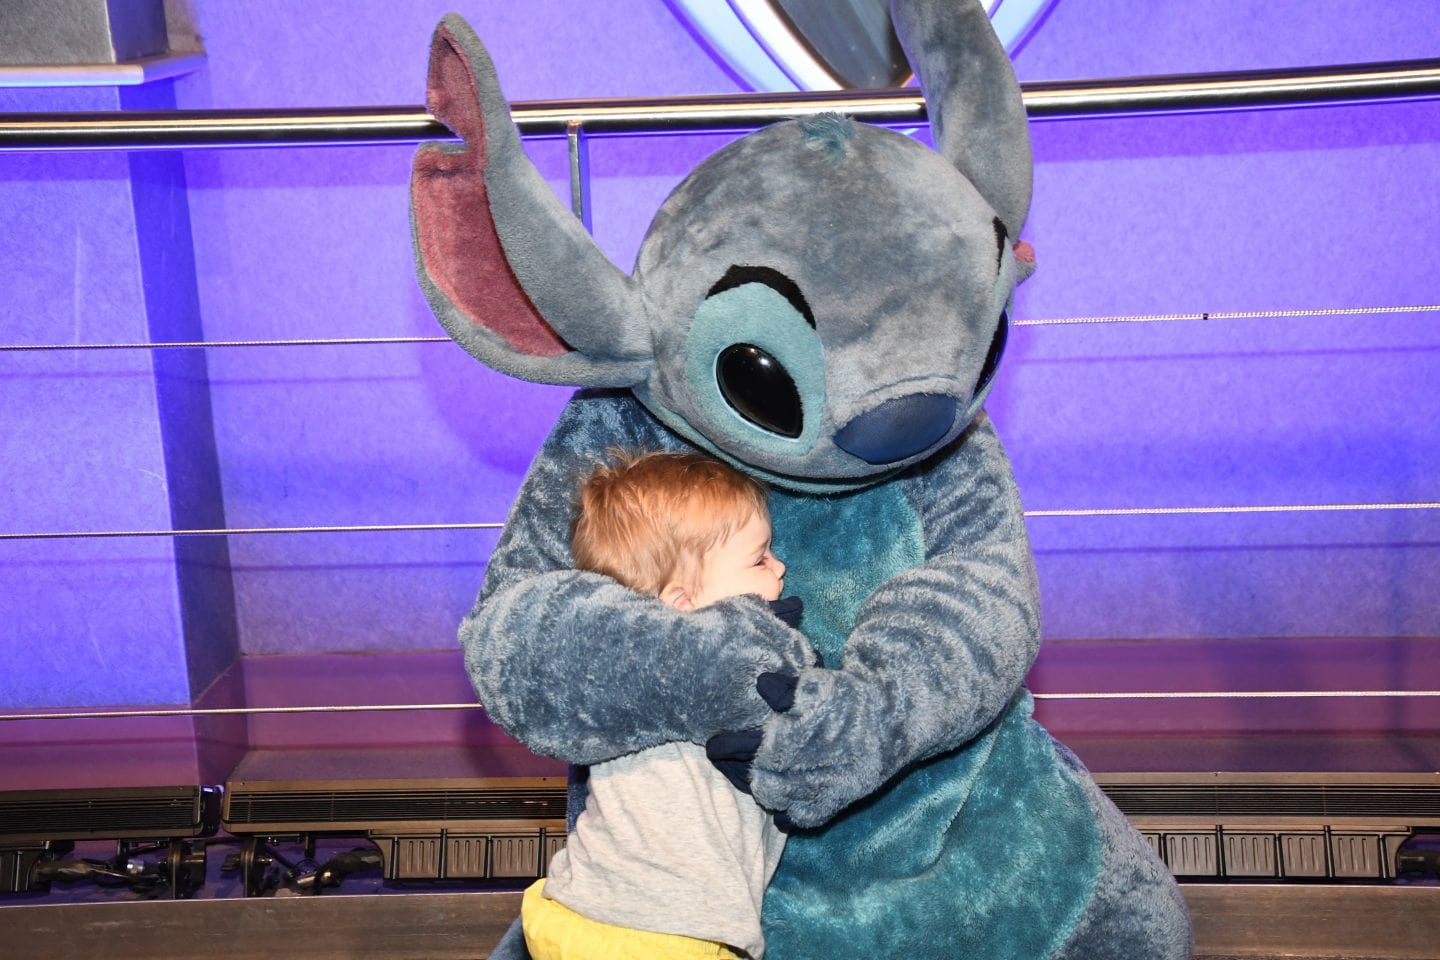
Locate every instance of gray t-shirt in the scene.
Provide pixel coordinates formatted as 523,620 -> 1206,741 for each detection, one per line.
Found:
541,740 -> 786,959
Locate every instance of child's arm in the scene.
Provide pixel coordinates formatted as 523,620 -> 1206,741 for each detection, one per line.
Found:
738,415 -> 1041,826
462,390 -> 814,764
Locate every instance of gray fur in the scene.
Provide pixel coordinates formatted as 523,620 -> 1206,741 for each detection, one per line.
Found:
412,15 -> 650,387
631,120 -> 1016,487
414,5 -> 1026,489
891,0 -> 1034,233
1053,743 -> 1197,959
798,112 -> 859,158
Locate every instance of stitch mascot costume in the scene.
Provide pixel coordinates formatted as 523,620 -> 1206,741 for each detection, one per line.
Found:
411,1 -> 1193,957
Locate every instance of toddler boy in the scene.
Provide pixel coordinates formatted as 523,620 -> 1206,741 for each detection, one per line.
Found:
521,450 -> 803,960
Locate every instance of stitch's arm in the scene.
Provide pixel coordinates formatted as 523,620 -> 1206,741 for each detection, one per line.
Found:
463,391 -> 814,764
748,416 -> 1041,825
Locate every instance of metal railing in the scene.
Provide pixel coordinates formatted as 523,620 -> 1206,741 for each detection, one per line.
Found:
1,58 -> 1438,153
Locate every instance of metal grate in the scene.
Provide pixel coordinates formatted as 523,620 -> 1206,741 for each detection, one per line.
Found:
0,787 -> 213,839
1102,783 -> 1440,818
224,788 -> 567,827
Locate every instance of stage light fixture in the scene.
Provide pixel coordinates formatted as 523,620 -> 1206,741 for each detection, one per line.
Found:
668,0 -> 1058,91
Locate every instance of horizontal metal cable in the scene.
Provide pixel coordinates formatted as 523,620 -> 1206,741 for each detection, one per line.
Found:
0,522 -> 503,542
0,703 -> 484,722
1026,501 -> 1440,518
0,336 -> 451,352
5,689 -> 1439,722
2,58 -> 1439,151
1033,690 -> 1440,701
1014,303 -> 1440,327
3,502 -> 1436,542
1,305 -> 1434,354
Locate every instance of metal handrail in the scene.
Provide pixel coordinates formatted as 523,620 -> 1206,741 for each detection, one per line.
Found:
6,687 -> 1440,722
1,58 -> 1438,151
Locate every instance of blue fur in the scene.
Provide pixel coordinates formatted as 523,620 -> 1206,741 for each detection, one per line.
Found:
767,696 -> 1099,960
764,487 -> 1099,959
466,393 -> 817,766
769,485 -> 924,668
798,112 -> 858,160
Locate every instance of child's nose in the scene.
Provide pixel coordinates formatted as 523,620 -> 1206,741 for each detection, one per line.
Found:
771,555 -> 786,577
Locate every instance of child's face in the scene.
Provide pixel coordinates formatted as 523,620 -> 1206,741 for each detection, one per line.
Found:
689,511 -> 786,609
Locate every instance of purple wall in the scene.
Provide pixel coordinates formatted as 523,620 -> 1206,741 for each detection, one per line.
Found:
0,84 -> 194,711
1,0 -> 1437,757
1004,2 -> 1440,656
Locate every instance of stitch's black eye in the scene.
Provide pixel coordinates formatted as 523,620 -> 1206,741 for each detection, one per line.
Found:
717,344 -> 803,438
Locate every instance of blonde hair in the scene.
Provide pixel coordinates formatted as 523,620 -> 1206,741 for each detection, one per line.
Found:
572,451 -> 769,596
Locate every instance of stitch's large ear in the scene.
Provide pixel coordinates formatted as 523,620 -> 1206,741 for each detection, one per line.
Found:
891,0 -> 1033,236
410,15 -> 651,387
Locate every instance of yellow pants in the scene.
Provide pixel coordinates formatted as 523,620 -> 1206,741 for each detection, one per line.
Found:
521,879 -> 744,960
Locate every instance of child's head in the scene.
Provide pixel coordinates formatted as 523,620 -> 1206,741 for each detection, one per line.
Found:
572,451 -> 785,611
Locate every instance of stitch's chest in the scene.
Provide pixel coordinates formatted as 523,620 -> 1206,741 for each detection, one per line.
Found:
768,482 -> 924,667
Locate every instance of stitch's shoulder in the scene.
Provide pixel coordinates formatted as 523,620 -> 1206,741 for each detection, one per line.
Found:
552,389 -> 686,451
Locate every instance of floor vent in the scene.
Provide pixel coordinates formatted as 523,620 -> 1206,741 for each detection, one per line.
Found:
0,786 -> 219,842
1096,772 -> 1440,880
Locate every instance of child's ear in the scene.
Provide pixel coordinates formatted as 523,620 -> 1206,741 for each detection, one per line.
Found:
660,583 -> 695,611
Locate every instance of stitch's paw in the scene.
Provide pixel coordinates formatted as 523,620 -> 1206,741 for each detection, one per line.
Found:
705,670 -> 797,793
747,668 -> 892,828
709,600 -> 818,731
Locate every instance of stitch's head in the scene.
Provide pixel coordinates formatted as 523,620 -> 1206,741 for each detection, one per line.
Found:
412,0 -> 1033,493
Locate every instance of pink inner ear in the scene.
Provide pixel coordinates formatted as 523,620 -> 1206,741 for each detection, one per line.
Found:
412,27 -> 569,358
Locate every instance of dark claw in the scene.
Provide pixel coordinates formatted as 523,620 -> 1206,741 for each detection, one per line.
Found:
757,671 -> 798,712
768,596 -> 804,628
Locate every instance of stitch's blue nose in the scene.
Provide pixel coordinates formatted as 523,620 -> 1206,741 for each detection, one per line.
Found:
834,394 -> 958,465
